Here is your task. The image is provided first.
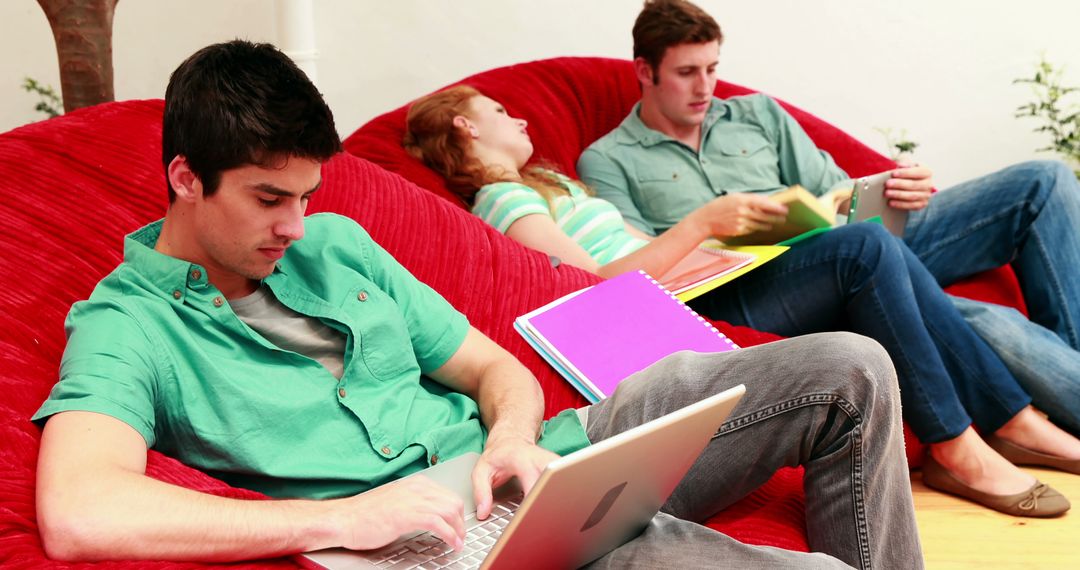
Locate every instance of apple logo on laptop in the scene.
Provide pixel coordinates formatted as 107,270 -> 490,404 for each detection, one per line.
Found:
579,481 -> 629,532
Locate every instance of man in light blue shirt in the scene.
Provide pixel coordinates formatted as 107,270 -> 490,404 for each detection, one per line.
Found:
579,0 -> 1080,441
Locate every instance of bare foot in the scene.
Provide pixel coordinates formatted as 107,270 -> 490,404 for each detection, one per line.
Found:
995,406 -> 1080,460
929,427 -> 1035,496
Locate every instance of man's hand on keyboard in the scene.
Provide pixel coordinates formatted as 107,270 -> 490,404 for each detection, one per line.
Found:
471,436 -> 558,521
331,475 -> 466,552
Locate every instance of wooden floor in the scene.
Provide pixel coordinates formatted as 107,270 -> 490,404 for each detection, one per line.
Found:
912,466 -> 1080,569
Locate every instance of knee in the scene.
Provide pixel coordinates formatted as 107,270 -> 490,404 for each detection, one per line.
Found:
835,223 -> 905,274
843,220 -> 894,243
1012,160 -> 1077,198
810,332 -> 900,409
842,222 -> 897,255
1024,159 -> 1074,181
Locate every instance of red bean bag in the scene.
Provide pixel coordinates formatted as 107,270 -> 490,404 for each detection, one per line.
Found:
0,96 -> 794,567
342,55 -> 1034,552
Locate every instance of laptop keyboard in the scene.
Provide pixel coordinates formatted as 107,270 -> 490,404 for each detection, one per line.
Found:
363,496 -> 522,569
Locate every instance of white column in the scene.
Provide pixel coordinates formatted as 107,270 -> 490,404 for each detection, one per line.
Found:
275,0 -> 318,84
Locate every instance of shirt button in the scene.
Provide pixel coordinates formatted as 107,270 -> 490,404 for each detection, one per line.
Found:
671,173 -> 678,180
430,454 -> 439,465
741,149 -> 748,155
357,291 -> 368,302
212,296 -> 224,307
190,269 -> 201,280
338,387 -> 346,398
172,290 -> 182,300
381,446 -> 392,455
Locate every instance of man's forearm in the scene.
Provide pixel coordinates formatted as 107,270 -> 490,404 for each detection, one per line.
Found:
475,355 -> 546,445
40,467 -> 344,562
37,412 -> 347,563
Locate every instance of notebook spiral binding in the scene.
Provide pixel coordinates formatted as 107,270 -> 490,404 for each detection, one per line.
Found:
640,270 -> 741,351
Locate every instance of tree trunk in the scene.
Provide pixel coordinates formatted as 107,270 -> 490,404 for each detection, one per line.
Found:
37,0 -> 119,113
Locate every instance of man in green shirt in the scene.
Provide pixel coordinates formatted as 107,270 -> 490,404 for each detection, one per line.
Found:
33,40 -> 920,568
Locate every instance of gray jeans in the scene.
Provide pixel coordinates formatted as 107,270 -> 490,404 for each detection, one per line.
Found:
581,332 -> 922,570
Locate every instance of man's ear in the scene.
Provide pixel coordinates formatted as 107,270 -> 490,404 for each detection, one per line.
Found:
633,57 -> 655,86
167,155 -> 201,202
452,115 -> 479,138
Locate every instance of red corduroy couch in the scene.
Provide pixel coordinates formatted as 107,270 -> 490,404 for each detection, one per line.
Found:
0,59 -> 1027,568
1,98 -> 812,567
342,57 -> 1026,311
342,53 -> 1034,546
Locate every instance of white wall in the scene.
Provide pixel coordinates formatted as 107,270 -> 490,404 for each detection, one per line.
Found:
3,1 -> 1078,186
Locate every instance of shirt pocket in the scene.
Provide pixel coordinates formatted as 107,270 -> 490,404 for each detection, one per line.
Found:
345,283 -> 421,381
710,134 -> 781,192
714,136 -> 773,159
635,165 -> 703,225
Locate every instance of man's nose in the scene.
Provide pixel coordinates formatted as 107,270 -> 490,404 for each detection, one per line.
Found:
274,203 -> 306,241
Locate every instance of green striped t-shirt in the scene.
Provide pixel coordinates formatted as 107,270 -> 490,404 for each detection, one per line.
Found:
472,174 -> 648,264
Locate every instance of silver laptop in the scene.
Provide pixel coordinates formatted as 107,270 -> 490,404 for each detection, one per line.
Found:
299,384 -> 746,570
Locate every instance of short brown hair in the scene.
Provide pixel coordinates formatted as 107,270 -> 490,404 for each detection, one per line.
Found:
633,0 -> 722,83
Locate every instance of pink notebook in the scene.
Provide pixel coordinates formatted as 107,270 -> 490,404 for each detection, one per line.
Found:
515,270 -> 739,403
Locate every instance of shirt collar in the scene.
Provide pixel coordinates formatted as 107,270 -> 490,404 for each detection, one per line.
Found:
123,219 -> 285,302
613,97 -> 732,147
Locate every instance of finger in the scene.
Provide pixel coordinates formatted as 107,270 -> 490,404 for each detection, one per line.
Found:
888,198 -> 929,211
891,165 -> 932,180
424,513 -> 465,552
884,189 -> 930,203
749,197 -> 788,215
745,209 -> 788,225
470,460 -> 495,520
513,461 -> 544,497
743,220 -> 774,233
884,178 -> 933,193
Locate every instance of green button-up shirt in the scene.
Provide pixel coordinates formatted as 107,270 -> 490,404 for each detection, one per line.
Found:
577,94 -> 851,235
34,213 -> 589,499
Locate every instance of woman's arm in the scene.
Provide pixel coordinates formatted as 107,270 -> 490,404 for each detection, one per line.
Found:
505,193 -> 787,279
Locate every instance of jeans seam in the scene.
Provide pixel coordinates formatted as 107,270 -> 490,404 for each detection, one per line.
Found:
923,318 -> 1030,433
714,393 -> 872,569
858,256 -> 960,442
1028,219 -> 1079,346
912,207 -> 1021,270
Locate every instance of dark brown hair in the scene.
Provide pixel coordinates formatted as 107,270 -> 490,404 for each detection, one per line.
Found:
162,40 -> 341,202
633,0 -> 723,84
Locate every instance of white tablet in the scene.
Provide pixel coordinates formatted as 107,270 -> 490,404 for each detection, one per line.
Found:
847,171 -> 909,237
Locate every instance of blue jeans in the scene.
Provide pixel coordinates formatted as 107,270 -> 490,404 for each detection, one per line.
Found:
952,297 -> 1080,436
903,160 -> 1080,435
689,223 -> 1030,442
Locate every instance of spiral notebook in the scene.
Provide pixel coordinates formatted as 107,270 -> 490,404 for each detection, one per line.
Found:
515,270 -> 739,403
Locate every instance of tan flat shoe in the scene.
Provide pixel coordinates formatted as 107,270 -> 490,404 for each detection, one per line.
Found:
921,454 -> 1070,517
986,435 -> 1080,475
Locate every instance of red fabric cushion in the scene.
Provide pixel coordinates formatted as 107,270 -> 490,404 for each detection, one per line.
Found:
342,55 -> 1028,320
342,55 -> 1035,547
0,98 -> 793,566
343,57 -> 901,207
0,100 -> 299,568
